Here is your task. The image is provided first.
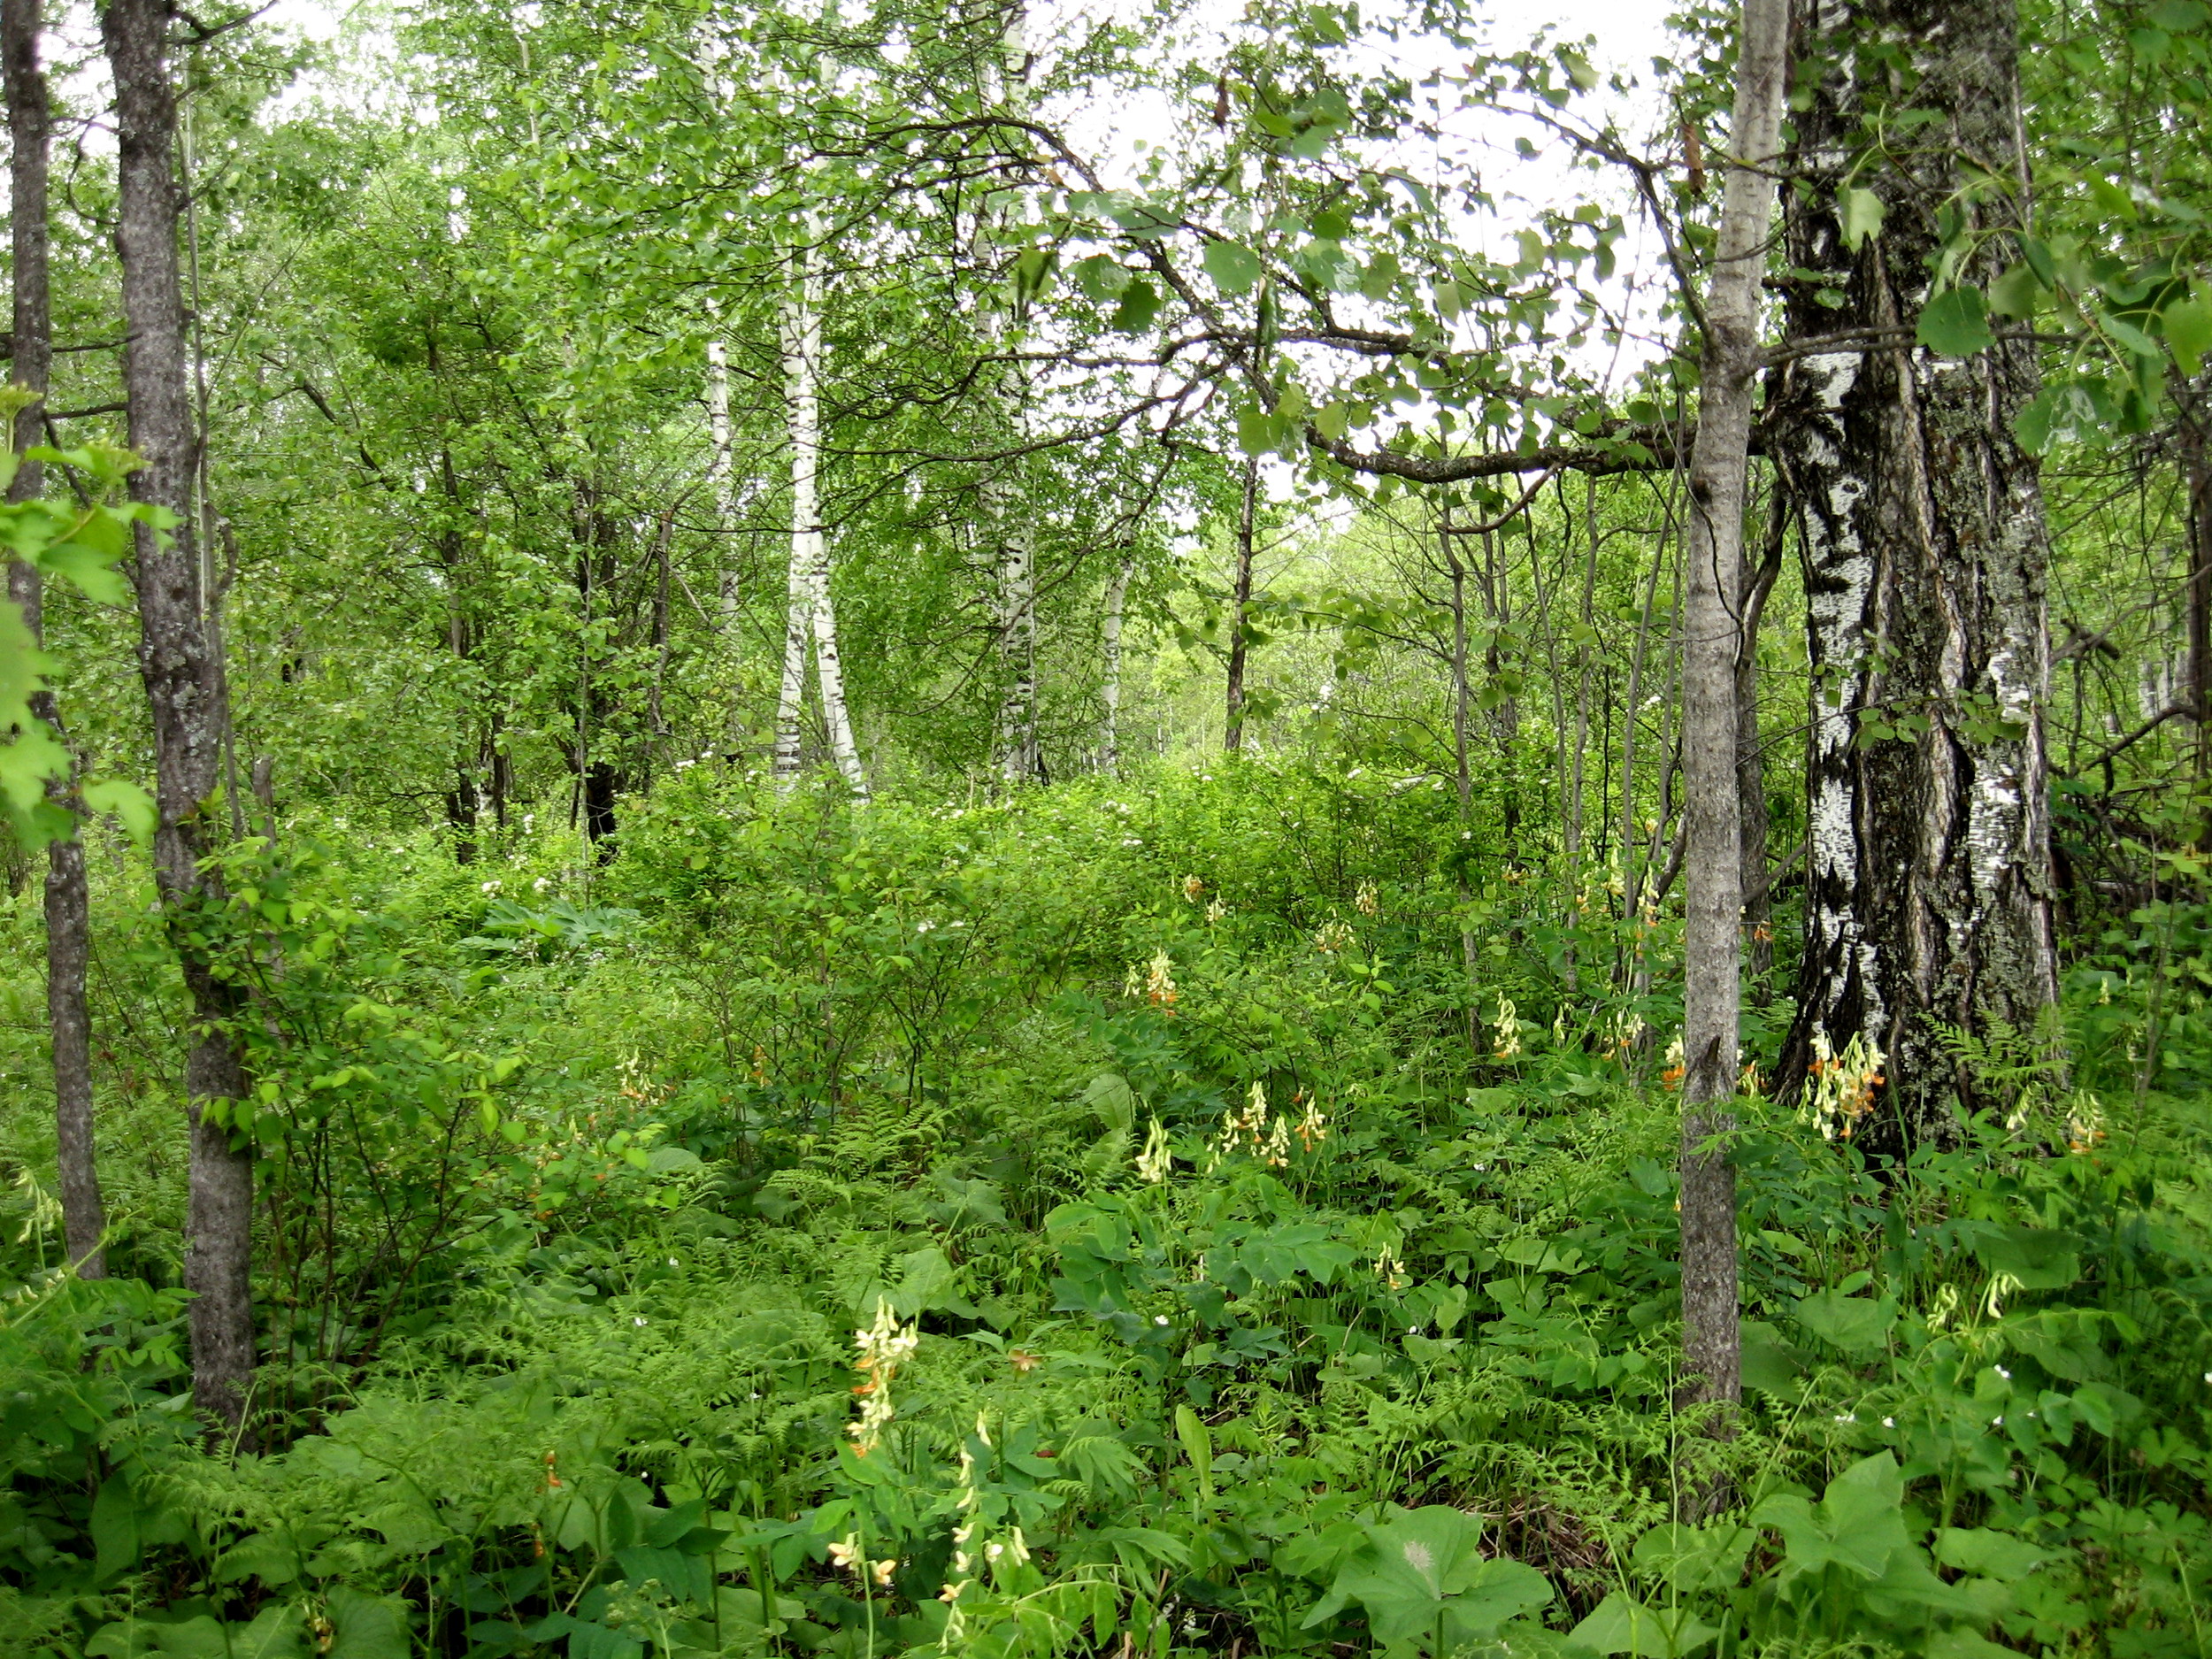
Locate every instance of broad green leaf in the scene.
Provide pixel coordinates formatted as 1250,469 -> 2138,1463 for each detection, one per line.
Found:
1070,253 -> 1126,303
1934,1527 -> 2053,1580
1202,238 -> 1264,296
1303,1507 -> 1552,1655
41,535 -> 130,606
1568,1592 -> 1720,1657
1793,1290 -> 1895,1353
2162,292 -> 2212,373
82,778 -> 157,844
1971,1225 -> 2079,1291
1110,279 -> 1160,334
1988,263 -> 2041,319
1917,287 -> 1994,357
1839,187 -> 1886,251
2014,388 -> 2059,453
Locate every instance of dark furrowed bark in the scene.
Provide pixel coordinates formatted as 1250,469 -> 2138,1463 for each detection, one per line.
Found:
1774,0 -> 2060,1151
8,0 -> 108,1279
102,0 -> 256,1425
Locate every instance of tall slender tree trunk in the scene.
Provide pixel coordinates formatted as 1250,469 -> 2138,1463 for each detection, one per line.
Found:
1224,457 -> 1258,752
985,5 -> 1044,788
2179,396 -> 2212,790
1773,0 -> 2060,1147
1477,527 -> 1520,835
103,0 -> 254,1424
706,334 -> 749,752
774,234 -> 865,795
7,0 -> 104,1280
995,517 -> 1039,782
1441,505 -> 1481,1057
1678,0 -> 1788,1436
1100,554 -> 1131,773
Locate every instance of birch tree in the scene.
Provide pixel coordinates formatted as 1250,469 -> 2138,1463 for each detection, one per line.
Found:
772,232 -> 866,795
1773,0 -> 2060,1147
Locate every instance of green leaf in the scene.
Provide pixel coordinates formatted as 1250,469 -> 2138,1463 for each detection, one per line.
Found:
1174,1403 -> 1213,1494
1934,1527 -> 2053,1580
1202,239 -> 1264,296
1988,263 -> 2041,319
1110,279 -> 1160,334
1070,254 -> 1127,303
2013,388 -> 2059,454
1917,287 -> 1993,357
1568,1592 -> 1720,1657
1839,188 -> 1886,251
2163,292 -> 2212,373
1302,1507 -> 1552,1655
1752,1453 -> 1911,1588
1792,1290 -> 1895,1354
1971,1225 -> 2080,1291
81,778 -> 157,844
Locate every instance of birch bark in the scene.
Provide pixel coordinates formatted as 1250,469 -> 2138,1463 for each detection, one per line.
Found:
1773,0 -> 2059,1147
774,234 -> 866,795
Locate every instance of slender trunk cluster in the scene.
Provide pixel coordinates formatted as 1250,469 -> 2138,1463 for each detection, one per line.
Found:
772,234 -> 866,796
7,0 -> 105,1280
1678,0 -> 1788,1425
104,0 -> 256,1425
1774,0 -> 2059,1147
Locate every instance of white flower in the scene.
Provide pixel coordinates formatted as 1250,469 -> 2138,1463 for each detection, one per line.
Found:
1154,1314 -> 1170,1326
633,1317 -> 648,1327
1882,1417 -> 1895,1428
1995,1365 -> 2011,1380
533,876 -> 551,894
1993,1416 -> 2004,1426
667,1257 -> 679,1267
1835,1413 -> 1855,1423
480,879 -> 502,895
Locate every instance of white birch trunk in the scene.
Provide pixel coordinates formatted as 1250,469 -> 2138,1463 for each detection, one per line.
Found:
773,233 -> 866,795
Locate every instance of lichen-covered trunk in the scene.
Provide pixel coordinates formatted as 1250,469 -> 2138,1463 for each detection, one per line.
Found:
7,0 -> 105,1282
1774,0 -> 2059,1149
103,0 -> 255,1425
